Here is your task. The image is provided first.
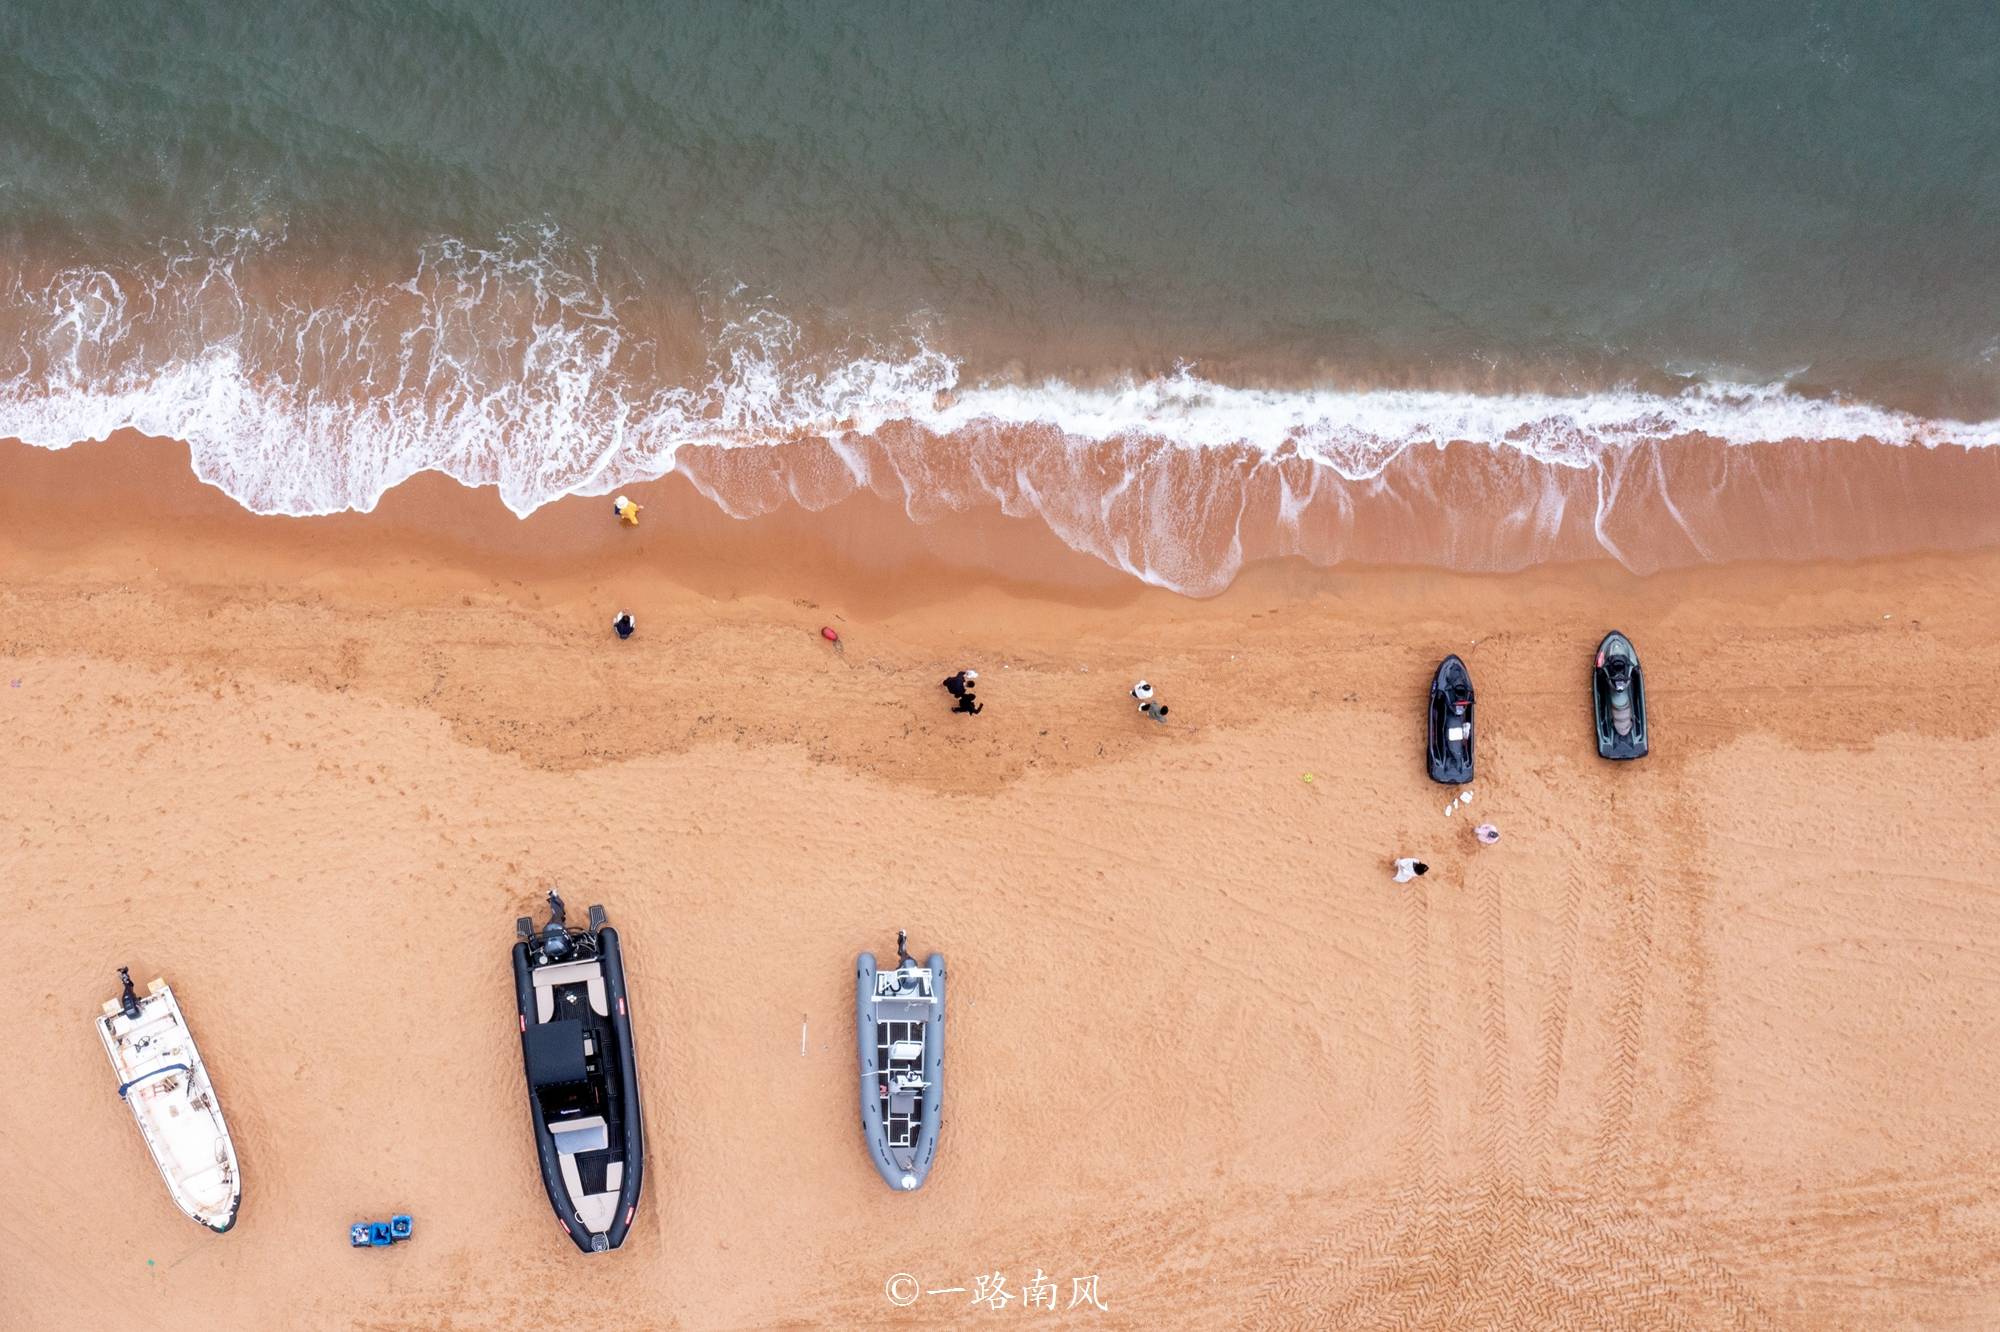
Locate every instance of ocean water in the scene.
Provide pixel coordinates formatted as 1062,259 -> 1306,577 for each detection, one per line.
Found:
2,1 -> 1997,590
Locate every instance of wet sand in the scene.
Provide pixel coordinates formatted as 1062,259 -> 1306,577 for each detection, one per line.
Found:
3,436 -> 1998,1331
666,425 -> 2000,593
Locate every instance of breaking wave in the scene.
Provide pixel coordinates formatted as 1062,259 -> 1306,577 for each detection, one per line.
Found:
4,227 -> 1998,592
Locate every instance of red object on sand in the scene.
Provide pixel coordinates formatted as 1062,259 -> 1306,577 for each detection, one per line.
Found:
821,626 -> 840,643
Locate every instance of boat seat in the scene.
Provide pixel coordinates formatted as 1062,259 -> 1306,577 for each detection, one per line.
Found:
887,1039 -> 924,1061
532,959 -> 609,1021
178,1163 -> 229,1200
550,1114 -> 610,1156
561,1154 -> 620,1232
119,1011 -> 181,1043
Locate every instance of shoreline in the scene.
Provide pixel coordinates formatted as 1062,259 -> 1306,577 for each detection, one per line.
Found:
9,428 -> 2000,600
0,430 -> 1152,603
5,432 -> 2000,1329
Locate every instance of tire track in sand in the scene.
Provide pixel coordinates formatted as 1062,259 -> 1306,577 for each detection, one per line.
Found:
1663,788 -> 1720,1156
1372,864 -> 1524,1332
1467,862 -> 1528,1297
1285,874 -> 1451,1329
1288,859 -> 1511,1332
1528,865 -> 1584,1184
1592,856 -> 1661,1190
1243,876 -> 1441,1329
1471,865 -> 1523,1188
1403,873 -> 1447,1217
1250,851 -> 1779,1332
1249,1207 -> 1410,1332
1528,1196 -> 1783,1332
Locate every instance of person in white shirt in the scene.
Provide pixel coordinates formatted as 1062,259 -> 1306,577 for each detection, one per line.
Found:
1131,679 -> 1169,723
1392,857 -> 1429,883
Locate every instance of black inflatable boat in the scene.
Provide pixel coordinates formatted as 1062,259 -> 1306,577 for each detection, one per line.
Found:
1592,631 -> 1648,760
512,892 -> 645,1253
1427,654 -> 1476,784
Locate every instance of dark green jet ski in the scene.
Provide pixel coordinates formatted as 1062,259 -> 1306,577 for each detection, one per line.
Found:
1592,631 -> 1648,760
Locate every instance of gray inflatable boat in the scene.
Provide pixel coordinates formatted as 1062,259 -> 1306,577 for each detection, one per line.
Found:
856,931 -> 946,1191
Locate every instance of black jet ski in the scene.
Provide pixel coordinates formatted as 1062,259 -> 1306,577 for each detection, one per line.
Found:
1427,655 -> 1475,784
1592,631 -> 1648,760
512,892 -> 644,1253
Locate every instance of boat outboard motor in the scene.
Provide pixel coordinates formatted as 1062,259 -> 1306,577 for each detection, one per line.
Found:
891,931 -> 927,994
541,891 -> 571,960
891,930 -> 916,990
117,967 -> 142,1021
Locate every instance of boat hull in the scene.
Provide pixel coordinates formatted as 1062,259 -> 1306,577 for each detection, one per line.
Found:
513,924 -> 645,1253
856,951 -> 946,1191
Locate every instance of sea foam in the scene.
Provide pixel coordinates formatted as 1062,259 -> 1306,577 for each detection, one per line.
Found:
4,228 -> 1997,591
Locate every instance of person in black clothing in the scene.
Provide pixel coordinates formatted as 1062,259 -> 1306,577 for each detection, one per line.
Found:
943,668 -> 983,714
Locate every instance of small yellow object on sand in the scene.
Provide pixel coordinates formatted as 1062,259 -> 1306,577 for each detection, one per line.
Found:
1302,773 -> 1315,784
614,495 -> 642,526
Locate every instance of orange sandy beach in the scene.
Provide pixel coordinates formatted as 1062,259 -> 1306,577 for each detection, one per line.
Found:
3,435 -> 1998,1331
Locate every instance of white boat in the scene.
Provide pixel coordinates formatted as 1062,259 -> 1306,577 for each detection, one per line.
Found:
96,969 -> 241,1232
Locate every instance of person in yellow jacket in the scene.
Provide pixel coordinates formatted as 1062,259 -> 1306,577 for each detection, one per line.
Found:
613,494 -> 642,526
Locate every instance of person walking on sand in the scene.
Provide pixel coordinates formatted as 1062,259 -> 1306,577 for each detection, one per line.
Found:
613,611 -> 636,640
613,495 -> 642,526
1474,823 -> 1500,846
1392,857 -> 1429,883
1132,680 -> 1169,724
941,669 -> 983,714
